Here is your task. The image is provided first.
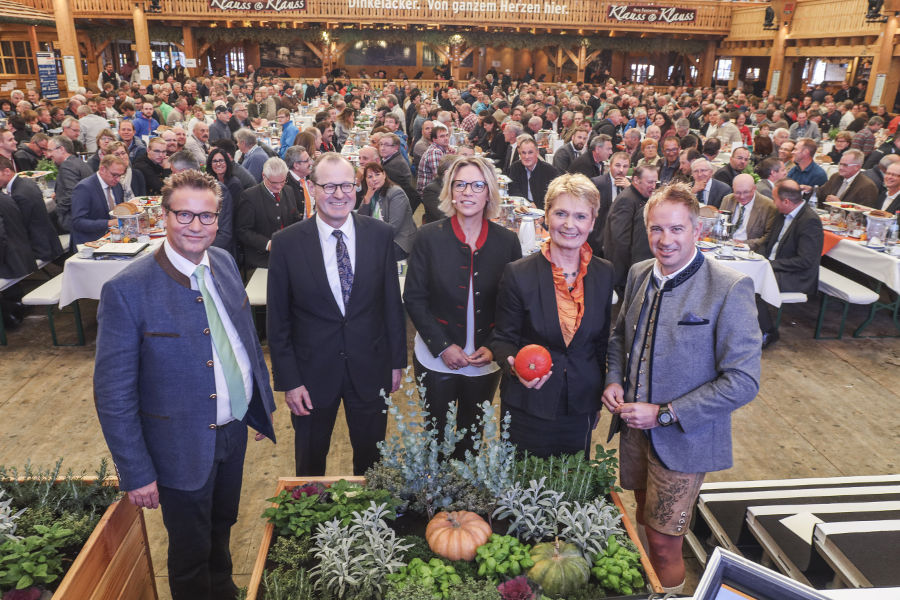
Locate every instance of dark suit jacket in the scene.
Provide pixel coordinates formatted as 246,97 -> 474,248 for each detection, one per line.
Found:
762,204 -> 824,297
236,182 -> 302,269
94,246 -> 276,492
587,173 -> 622,257
132,155 -> 171,196
266,213 -> 407,404
568,151 -> 603,180
818,172 -> 879,209
13,146 -> 40,172
876,190 -> 900,214
9,176 -> 63,262
507,160 -> 561,210
54,155 -> 94,232
489,251 -> 615,419
719,191 -> 777,253
713,164 -> 741,187
0,191 -> 36,278
592,118 -> 620,145
70,174 -> 124,246
603,185 -> 653,288
382,151 -> 418,207
552,143 -> 581,173
697,178 -> 731,209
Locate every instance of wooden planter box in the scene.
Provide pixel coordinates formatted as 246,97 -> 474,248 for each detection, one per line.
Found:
52,497 -> 158,600
246,476 -> 662,599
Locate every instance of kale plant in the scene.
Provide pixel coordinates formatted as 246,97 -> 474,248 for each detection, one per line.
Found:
0,491 -> 26,541
492,477 -> 565,543
556,498 -> 624,560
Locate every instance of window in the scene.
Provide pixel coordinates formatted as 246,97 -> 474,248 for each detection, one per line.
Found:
226,47 -> 245,76
715,58 -> 732,81
0,40 -> 34,76
745,67 -> 761,81
629,63 -> 655,83
689,65 -> 698,80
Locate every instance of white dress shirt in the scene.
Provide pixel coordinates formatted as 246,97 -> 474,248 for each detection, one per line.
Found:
882,189 -> 900,212
769,202 -> 804,260
97,173 -> 117,209
164,240 -> 254,425
315,214 -> 356,315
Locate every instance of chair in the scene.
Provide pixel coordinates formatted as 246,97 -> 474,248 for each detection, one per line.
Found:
774,292 -> 808,330
815,267 -> 879,339
21,274 -> 85,346
245,267 -> 268,330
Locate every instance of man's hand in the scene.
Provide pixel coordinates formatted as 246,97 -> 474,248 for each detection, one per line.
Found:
601,383 -> 625,412
824,194 -> 841,204
285,385 -> 313,416
127,481 -> 159,509
613,175 -> 630,188
440,344 -> 470,370
507,356 -> 551,390
467,346 -> 493,367
390,369 -> 402,393
618,402 -> 660,430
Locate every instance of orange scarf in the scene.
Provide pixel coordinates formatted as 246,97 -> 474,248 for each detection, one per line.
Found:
541,241 -> 593,346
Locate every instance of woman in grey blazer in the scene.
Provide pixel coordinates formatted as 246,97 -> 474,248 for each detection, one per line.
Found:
358,162 -> 417,260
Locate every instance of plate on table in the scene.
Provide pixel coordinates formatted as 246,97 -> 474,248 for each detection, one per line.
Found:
513,206 -> 545,218
823,224 -> 848,234
742,251 -> 764,261
19,170 -> 52,178
696,240 -> 718,251
859,240 -> 886,251
824,201 -> 870,213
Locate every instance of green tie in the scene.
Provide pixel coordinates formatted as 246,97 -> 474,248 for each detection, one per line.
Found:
194,265 -> 248,421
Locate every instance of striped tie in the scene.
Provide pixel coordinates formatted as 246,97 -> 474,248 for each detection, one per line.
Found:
194,265 -> 248,421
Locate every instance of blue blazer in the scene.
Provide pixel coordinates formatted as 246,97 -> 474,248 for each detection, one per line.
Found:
70,174 -> 124,246
94,246 -> 276,492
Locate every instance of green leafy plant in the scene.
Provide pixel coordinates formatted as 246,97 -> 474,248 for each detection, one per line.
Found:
0,523 -> 75,590
591,535 -> 645,596
262,479 -> 402,537
474,534 -> 534,582
829,127 -> 840,141
453,401 -> 517,499
385,557 -> 462,599
261,567 -> 318,600
268,535 -> 316,572
555,499 -> 623,561
0,459 -> 119,519
509,445 -> 619,504
310,502 -> 412,599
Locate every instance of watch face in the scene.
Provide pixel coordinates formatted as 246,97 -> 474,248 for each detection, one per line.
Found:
658,409 -> 673,426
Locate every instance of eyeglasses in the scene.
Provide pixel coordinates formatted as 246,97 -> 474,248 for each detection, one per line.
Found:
314,182 -> 355,194
211,158 -> 227,164
264,176 -> 286,186
168,209 -> 219,225
452,180 -> 487,193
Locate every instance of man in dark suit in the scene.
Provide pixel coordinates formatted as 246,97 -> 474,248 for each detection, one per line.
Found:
592,108 -> 623,146
498,121 -> 523,175
70,155 -> 127,247
267,153 -> 407,476
719,174 -> 777,253
551,125 -> 589,173
690,158 -> 730,208
379,133 -> 419,211
569,134 -> 612,180
588,151 -> 631,257
0,188 -> 36,279
13,133 -> 48,172
507,137 -> 561,210
603,164 -> 660,289
755,157 -> 786,199
283,145 -> 315,220
0,157 -> 63,262
95,169 -> 276,600
46,135 -> 93,232
713,147 -> 750,188
236,157 -> 301,269
758,179 -> 824,346
133,137 -> 172,195
818,149 -> 879,209
876,160 -> 900,213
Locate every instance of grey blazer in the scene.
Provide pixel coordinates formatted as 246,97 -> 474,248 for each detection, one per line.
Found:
54,155 -> 94,232
606,253 -> 761,473
719,191 -> 777,253
358,185 -> 417,257
756,179 -> 774,199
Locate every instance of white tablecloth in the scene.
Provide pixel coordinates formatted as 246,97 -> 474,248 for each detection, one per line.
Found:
58,240 -> 162,307
826,239 -> 900,293
710,253 -> 782,307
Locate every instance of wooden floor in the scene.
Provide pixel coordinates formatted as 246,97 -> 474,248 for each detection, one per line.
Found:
0,285 -> 898,598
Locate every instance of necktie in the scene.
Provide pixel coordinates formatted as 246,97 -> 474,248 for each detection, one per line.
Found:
333,230 -> 353,308
526,169 -> 534,203
734,204 -> 745,232
194,265 -> 248,421
836,178 -> 850,199
301,180 -> 313,219
698,189 -> 706,205
105,186 -> 115,211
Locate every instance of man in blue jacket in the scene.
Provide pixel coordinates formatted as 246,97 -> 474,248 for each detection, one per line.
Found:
94,169 -> 276,600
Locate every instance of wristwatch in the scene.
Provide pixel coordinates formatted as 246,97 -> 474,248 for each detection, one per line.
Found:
657,405 -> 675,427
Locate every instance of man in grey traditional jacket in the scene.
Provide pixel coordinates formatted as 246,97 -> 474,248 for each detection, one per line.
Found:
602,181 -> 762,595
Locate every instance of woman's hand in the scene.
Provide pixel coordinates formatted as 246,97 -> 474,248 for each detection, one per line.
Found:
440,344 -> 470,370
362,186 -> 376,205
467,346 -> 493,367
507,356 -> 551,390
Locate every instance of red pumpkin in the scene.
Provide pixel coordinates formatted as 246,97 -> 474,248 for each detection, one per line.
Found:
514,344 -> 552,380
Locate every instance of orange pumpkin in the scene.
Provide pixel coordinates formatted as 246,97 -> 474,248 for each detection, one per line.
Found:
425,511 -> 492,561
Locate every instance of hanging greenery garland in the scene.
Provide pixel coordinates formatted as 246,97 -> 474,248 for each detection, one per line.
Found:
83,25 -> 184,45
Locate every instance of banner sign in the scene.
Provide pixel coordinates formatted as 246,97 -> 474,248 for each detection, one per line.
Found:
36,52 -> 60,101
209,0 -> 307,11
607,4 -> 696,24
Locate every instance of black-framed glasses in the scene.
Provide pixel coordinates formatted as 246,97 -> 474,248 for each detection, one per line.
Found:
452,180 -> 487,193
168,209 -> 219,225
314,182 -> 355,194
